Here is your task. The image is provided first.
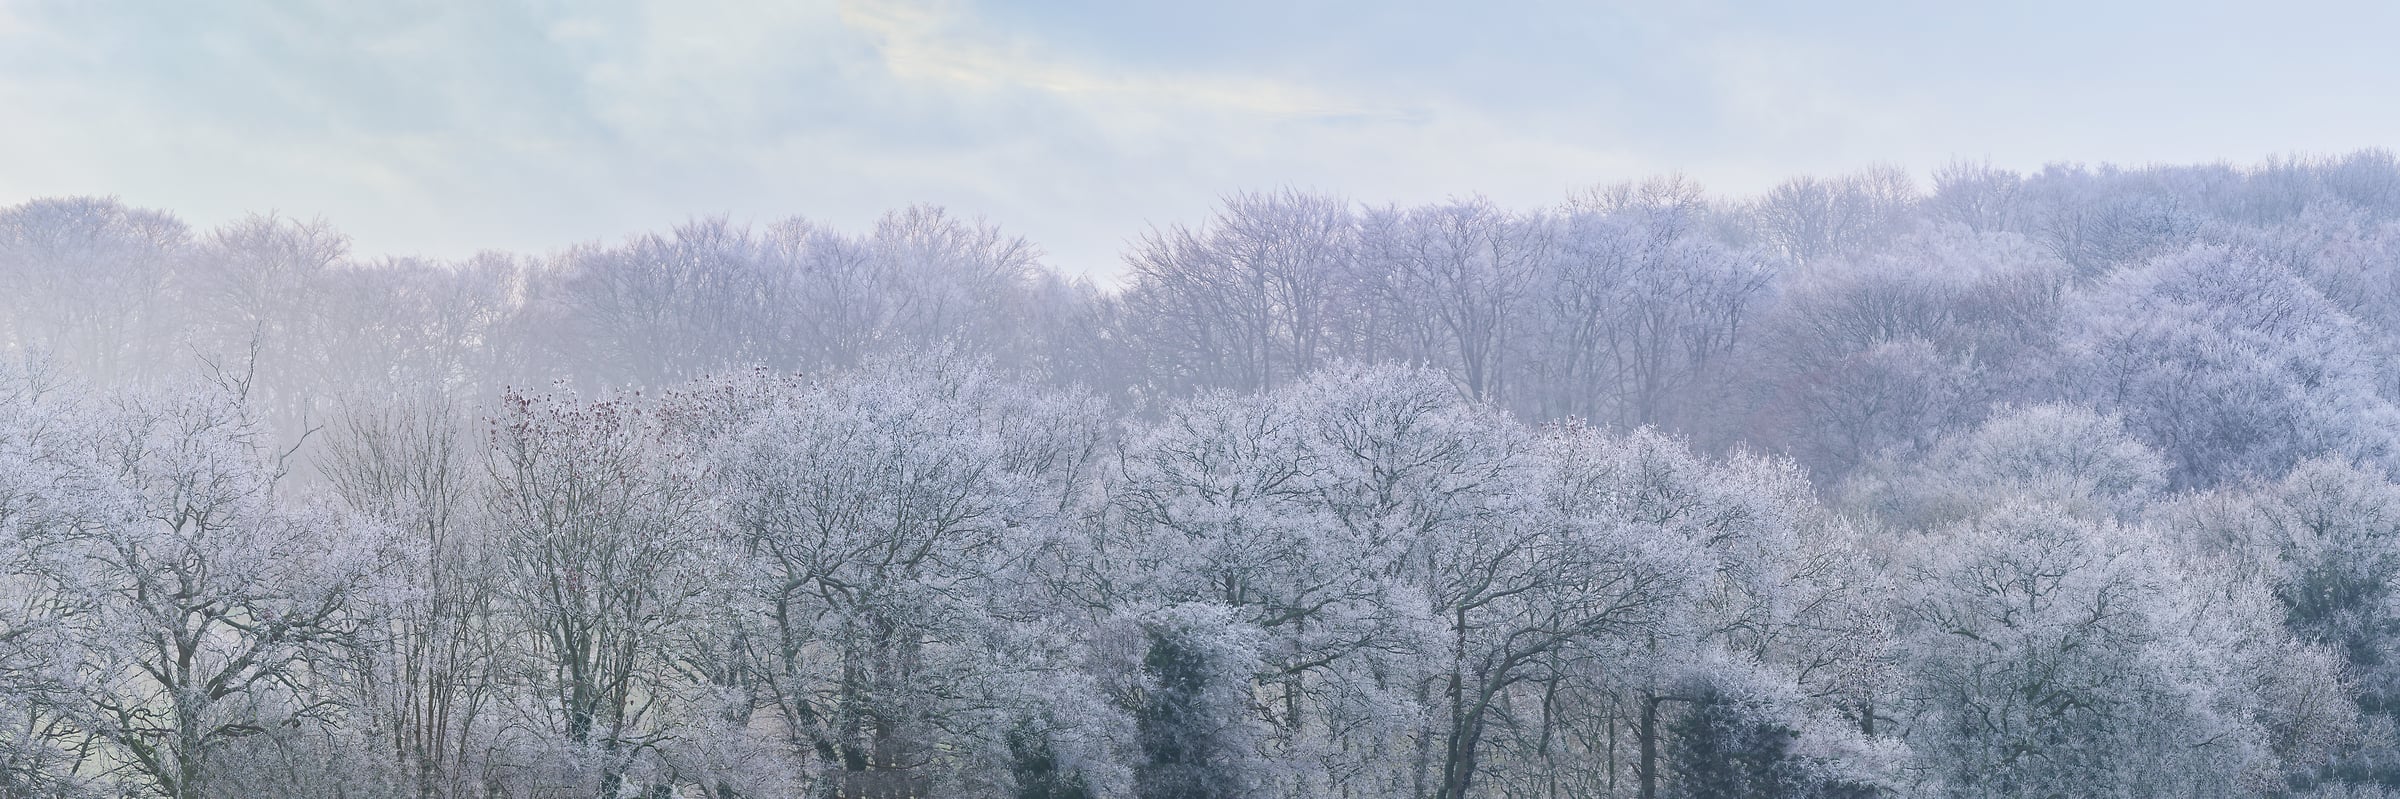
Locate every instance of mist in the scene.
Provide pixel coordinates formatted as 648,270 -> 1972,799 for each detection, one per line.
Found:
8,154 -> 2400,797
8,3 -> 2400,798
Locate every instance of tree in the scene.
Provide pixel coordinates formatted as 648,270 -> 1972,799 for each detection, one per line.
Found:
1842,403 -> 2169,529
60,386 -> 389,799
1663,687 -> 1829,799
1897,501 -> 2344,798
185,214 -> 349,441
0,197 -> 190,385
1928,161 -> 2025,235
1748,167 -> 1917,265
1119,191 -> 1361,396
1520,204 -> 1774,429
2159,458 -> 2400,787
0,357 -> 114,798
486,385 -> 716,798
320,396 -> 500,799
1129,605 -> 1259,799
714,356 -> 1116,798
2067,242 -> 2400,488
1367,198 -> 1548,401
528,218 -> 788,389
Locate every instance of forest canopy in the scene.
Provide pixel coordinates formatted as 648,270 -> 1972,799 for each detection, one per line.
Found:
6,151 -> 2400,798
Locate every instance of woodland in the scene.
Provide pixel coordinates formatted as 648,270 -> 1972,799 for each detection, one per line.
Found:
6,152 -> 2400,797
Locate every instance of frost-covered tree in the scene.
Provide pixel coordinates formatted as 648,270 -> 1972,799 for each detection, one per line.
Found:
0,198 -> 190,385
320,396 -> 501,799
10,151 -> 2400,797
484,385 -> 718,797
0,358 -> 116,797
2160,458 -> 2400,788
1896,502 -> 2326,797
1518,203 -> 1774,430
2067,242 -> 2400,488
1118,191 -> 1363,396
50,384 -> 391,798
1843,403 -> 2170,529
1367,199 -> 1550,402
712,355 -> 1118,798
1747,167 -> 1919,265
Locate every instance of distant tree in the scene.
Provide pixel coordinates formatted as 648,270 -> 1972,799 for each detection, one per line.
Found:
1748,167 -> 1918,265
1928,160 -> 2024,234
0,197 -> 190,384
1843,403 -> 2169,528
1118,191 -> 1360,396
1520,204 -> 1773,429
2067,243 -> 2400,488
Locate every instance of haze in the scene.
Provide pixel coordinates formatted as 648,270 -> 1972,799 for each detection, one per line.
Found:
5,0 -> 2398,276
7,4 -> 2400,799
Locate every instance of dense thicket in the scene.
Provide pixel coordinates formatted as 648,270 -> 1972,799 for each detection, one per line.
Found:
5,151 -> 2400,797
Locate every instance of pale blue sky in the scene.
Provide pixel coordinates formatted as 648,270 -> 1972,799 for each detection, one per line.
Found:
3,0 -> 2395,278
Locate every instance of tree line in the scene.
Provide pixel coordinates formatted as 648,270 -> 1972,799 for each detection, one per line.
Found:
5,150 -> 2400,797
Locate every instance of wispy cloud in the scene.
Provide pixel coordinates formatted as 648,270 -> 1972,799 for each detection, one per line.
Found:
838,0 -> 1402,122
2,0 -> 2393,277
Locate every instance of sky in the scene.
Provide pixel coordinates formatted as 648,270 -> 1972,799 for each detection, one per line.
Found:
3,0 -> 2396,280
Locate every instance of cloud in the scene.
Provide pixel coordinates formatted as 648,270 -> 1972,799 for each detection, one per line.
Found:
1,0 -> 2394,279
838,0 -> 1399,122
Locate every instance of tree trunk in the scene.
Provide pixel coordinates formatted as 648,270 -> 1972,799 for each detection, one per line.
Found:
1638,692 -> 1661,799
